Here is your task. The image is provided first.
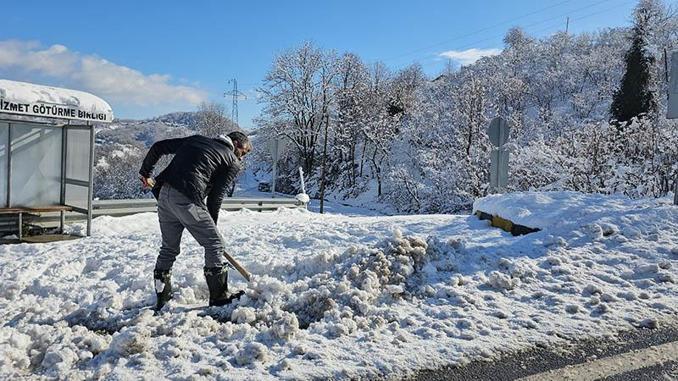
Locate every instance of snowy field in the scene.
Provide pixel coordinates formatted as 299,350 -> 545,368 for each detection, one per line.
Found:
0,192 -> 676,380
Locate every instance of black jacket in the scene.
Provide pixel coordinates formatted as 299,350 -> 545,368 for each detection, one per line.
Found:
139,135 -> 241,224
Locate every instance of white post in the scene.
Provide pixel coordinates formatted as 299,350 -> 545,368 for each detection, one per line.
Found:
299,167 -> 306,195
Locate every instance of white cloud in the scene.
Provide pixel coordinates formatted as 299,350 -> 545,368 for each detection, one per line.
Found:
438,48 -> 502,66
0,40 -> 207,107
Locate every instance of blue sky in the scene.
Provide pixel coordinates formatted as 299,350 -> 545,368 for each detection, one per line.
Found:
0,0 -> 638,130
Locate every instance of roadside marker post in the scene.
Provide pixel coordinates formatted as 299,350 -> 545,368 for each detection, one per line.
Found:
667,51 -> 678,119
487,116 -> 511,193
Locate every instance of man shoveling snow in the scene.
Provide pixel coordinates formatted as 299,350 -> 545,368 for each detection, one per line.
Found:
139,132 -> 252,311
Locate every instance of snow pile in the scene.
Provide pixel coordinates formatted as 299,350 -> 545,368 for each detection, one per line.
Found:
295,193 -> 310,204
235,342 -> 269,366
108,327 -> 151,356
0,192 -> 676,380
214,231 -> 428,336
473,191 -> 648,229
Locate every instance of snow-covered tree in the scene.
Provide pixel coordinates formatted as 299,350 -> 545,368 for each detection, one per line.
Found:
195,102 -> 239,137
252,0 -> 677,213
258,42 -> 337,181
610,0 -> 661,123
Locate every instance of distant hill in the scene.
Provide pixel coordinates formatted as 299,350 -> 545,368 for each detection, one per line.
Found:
92,111 -> 260,200
97,112 -> 198,148
147,112 -> 200,129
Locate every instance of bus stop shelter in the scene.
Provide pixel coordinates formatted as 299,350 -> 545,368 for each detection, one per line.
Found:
0,79 -> 113,239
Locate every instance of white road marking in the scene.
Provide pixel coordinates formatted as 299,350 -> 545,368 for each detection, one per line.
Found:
518,340 -> 678,381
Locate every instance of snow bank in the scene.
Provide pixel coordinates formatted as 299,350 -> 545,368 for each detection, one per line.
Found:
295,193 -> 310,204
0,193 -> 676,380
473,191 -> 653,229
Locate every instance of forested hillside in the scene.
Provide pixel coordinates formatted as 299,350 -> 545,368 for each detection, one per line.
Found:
94,0 -> 677,213
253,0 -> 677,213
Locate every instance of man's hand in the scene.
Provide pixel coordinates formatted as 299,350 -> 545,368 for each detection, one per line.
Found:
140,176 -> 156,190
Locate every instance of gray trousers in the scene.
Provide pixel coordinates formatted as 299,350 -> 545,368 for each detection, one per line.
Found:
155,184 -> 226,271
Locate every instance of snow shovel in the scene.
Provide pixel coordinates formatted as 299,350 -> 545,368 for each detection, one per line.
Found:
223,250 -> 251,282
214,217 -> 251,282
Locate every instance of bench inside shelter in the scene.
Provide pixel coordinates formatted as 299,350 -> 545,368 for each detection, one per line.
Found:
0,205 -> 73,240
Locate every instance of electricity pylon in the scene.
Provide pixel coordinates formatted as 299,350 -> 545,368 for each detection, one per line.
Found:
224,79 -> 247,125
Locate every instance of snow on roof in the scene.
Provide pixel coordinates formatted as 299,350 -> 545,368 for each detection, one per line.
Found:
0,79 -> 113,123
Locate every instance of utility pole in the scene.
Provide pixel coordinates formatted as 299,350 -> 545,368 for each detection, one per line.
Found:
565,17 -> 569,34
224,79 -> 247,125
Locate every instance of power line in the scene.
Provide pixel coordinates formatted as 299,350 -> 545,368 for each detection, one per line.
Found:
416,0 -> 633,70
384,0 -> 619,64
510,0 -> 636,41
564,0 -> 637,29
415,0 -> 637,70
381,0 -> 578,63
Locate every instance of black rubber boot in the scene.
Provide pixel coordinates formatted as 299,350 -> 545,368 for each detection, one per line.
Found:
204,266 -> 240,306
154,269 -> 172,311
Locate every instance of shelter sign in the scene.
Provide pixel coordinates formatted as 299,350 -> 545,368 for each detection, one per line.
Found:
0,98 -> 110,122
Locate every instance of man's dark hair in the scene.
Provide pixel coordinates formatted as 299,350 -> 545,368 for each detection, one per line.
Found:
227,131 -> 250,147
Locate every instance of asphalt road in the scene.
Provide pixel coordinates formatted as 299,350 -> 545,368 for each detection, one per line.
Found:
406,325 -> 678,381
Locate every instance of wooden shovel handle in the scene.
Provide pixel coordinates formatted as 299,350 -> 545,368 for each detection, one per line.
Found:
223,251 -> 251,282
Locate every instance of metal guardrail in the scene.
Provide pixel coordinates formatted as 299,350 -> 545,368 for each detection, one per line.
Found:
91,197 -> 306,217
1,197 -> 307,233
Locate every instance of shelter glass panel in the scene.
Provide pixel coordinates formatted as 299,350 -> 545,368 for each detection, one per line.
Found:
65,127 -> 91,182
0,123 -> 8,207
10,123 -> 62,206
65,183 -> 88,210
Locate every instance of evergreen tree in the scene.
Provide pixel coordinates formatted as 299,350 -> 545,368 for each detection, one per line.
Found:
609,1 -> 657,123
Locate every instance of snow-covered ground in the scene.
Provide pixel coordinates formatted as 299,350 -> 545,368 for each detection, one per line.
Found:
235,170 -> 391,217
0,192 -> 676,380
